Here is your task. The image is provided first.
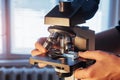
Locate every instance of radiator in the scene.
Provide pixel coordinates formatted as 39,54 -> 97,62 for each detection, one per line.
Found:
0,67 -> 59,80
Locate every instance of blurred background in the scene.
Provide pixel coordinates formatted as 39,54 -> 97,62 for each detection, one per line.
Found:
0,0 -> 120,80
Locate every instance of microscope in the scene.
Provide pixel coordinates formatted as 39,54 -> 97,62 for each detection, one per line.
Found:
30,0 -> 99,80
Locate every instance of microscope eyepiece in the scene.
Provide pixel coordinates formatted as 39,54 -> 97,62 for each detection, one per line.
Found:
59,1 -> 72,13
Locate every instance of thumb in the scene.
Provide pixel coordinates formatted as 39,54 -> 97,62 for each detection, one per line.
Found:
78,50 -> 105,60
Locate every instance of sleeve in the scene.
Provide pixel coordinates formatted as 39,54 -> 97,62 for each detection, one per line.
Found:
72,0 -> 100,20
116,20 -> 120,33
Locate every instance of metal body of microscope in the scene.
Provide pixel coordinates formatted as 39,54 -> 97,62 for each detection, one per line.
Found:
30,0 -> 99,80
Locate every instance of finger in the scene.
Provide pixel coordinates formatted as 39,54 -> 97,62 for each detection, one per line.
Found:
38,63 -> 47,68
31,49 -> 45,56
35,42 -> 47,53
37,37 -> 47,45
78,50 -> 108,60
74,69 -> 89,79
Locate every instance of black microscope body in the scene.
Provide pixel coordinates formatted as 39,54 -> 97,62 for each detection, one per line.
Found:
30,0 -> 99,80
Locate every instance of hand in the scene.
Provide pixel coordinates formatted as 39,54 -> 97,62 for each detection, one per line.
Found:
31,37 -> 47,67
74,50 -> 120,80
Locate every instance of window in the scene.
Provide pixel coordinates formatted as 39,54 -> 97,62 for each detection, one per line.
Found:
0,0 -> 111,60
10,0 -> 57,54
